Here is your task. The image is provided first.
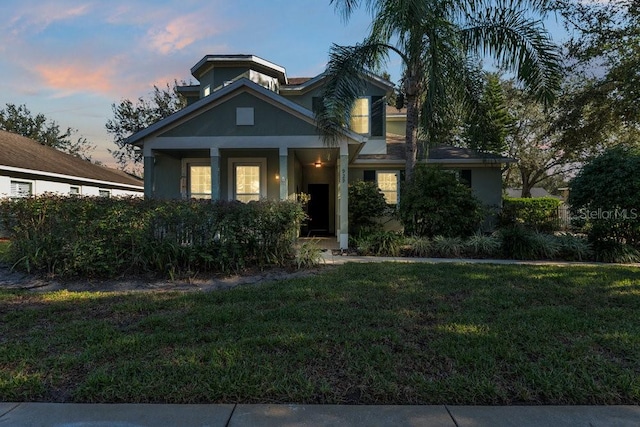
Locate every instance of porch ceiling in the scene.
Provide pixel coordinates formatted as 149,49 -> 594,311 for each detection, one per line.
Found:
293,148 -> 338,167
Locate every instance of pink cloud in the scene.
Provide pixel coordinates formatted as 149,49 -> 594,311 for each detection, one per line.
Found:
34,60 -> 118,97
146,12 -> 226,54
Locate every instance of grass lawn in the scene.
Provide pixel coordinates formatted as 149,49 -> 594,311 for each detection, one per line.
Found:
1,262 -> 639,404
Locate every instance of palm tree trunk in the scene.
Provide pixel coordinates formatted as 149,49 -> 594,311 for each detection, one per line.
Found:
404,73 -> 420,181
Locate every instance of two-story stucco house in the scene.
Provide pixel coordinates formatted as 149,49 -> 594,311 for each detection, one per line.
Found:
126,54 -> 512,249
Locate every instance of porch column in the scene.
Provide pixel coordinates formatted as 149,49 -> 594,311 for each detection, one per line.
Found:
210,148 -> 220,200
339,143 -> 349,249
143,152 -> 155,198
279,147 -> 288,200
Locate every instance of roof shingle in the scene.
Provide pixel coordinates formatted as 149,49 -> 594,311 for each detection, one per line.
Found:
0,130 -> 143,188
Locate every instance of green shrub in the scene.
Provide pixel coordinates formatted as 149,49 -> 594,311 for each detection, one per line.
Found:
431,236 -> 464,258
556,233 -> 593,261
500,197 -> 561,232
569,145 -> 640,250
348,180 -> 389,234
0,196 -> 305,278
295,239 -> 323,269
531,232 -> 561,259
592,240 -> 640,263
402,236 -> 432,257
399,165 -> 482,237
464,232 -> 501,258
351,229 -> 402,256
498,226 -> 538,259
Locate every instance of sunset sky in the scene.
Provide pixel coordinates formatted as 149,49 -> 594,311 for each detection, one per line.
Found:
0,0 -> 565,168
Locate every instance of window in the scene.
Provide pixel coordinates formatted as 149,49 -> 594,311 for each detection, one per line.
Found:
10,180 -> 32,197
377,171 -> 399,204
188,165 -> 211,199
69,186 -> 80,195
203,85 -> 211,96
228,158 -> 266,203
98,189 -> 111,197
235,165 -> 261,202
350,98 -> 370,134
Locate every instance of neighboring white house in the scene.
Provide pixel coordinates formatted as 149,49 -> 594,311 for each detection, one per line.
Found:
0,130 -> 143,198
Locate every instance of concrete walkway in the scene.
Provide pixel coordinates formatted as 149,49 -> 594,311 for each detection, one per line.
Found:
1,402 -> 639,426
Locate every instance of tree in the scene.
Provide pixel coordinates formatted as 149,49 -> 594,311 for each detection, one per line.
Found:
552,0 -> 640,151
0,103 -> 95,161
106,82 -> 186,173
466,73 -> 513,155
501,80 -> 575,198
317,0 -> 562,181
399,164 -> 482,237
568,145 -> 640,260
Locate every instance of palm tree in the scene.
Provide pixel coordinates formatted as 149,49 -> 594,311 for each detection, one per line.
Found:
316,0 -> 562,180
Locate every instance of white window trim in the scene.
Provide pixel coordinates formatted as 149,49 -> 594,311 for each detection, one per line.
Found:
10,179 -> 34,198
182,158 -> 211,199
227,157 -> 267,202
69,185 -> 81,195
376,170 -> 400,205
98,189 -> 111,198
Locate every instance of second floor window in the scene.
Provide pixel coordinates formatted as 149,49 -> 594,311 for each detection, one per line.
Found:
350,98 -> 370,134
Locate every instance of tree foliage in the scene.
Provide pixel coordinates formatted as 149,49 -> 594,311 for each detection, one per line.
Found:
0,103 -> 95,161
466,73 -> 513,154
568,145 -> 640,250
399,165 -> 482,237
106,82 -> 186,173
348,180 -> 389,234
318,0 -> 561,180
552,0 -> 640,150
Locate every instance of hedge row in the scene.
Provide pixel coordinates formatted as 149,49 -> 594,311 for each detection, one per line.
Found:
0,196 -> 305,278
499,197 -> 561,232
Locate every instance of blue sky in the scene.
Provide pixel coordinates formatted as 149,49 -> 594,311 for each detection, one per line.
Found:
0,0 -> 566,167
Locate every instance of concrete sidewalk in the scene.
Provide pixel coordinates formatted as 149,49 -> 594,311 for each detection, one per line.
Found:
1,403 -> 639,426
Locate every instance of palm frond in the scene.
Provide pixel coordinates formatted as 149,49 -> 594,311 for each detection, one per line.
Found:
461,7 -> 562,105
316,41 -> 391,145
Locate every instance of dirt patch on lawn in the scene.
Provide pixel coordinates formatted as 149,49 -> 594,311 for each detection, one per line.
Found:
0,263 -> 335,293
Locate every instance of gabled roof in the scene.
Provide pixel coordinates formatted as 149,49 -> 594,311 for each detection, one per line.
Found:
126,77 -> 366,145
0,130 -> 143,188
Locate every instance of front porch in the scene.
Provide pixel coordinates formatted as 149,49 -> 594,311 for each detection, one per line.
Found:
143,145 -> 353,249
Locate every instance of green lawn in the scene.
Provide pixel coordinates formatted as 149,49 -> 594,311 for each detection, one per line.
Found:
1,263 -> 639,404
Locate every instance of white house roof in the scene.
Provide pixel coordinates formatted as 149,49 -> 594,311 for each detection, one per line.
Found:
0,130 -> 143,190
125,77 -> 367,145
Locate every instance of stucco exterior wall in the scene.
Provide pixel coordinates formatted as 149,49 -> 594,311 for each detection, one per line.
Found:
469,168 -> 503,209
153,154 -> 182,199
161,92 -> 317,138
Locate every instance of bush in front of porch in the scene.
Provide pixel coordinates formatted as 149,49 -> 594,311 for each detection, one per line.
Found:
0,195 -> 306,278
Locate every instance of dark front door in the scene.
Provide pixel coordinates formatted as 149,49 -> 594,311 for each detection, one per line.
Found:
307,183 -> 330,235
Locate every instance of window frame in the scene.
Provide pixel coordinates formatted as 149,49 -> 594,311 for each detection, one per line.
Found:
227,157 -> 267,202
350,97 -> 371,135
69,186 -> 81,196
10,180 -> 33,198
376,171 -> 400,205
98,189 -> 111,198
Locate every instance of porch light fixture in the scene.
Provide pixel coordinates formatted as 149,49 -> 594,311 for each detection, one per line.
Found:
314,161 -> 322,168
